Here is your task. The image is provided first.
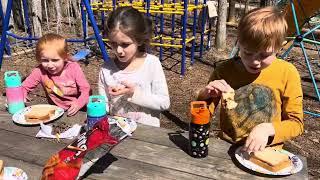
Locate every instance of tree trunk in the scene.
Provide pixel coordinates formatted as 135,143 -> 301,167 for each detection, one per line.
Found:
55,0 -> 62,33
215,0 -> 228,50
227,0 -> 236,23
1,0 -> 15,28
12,0 -> 24,30
71,0 -> 80,18
31,0 -> 42,36
260,0 -> 272,7
244,0 -> 250,14
71,0 -> 82,36
47,0 -> 56,20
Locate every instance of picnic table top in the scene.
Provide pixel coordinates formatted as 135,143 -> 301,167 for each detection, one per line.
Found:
0,111 -> 308,180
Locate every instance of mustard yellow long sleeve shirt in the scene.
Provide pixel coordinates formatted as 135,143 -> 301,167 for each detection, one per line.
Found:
206,57 -> 304,145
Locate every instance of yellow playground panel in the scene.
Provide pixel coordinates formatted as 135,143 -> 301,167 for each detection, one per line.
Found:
90,0 -> 211,75
90,0 -> 206,48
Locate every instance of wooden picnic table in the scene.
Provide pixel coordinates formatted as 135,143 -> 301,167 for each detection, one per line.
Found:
0,111 -> 308,180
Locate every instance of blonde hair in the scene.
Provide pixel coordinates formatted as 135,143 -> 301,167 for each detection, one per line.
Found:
35,33 -> 69,62
238,6 -> 287,52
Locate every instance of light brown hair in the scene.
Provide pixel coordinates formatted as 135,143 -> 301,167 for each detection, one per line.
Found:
104,6 -> 152,53
238,6 -> 287,52
35,33 -> 69,62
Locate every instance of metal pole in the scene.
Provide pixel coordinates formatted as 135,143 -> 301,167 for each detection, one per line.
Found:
159,0 -> 164,61
81,1 -> 87,46
22,0 -> 32,39
0,0 -> 13,68
181,0 -> 188,75
299,41 -> 320,101
170,0 -> 176,56
190,0 -> 198,65
199,0 -> 207,58
82,0 -> 110,61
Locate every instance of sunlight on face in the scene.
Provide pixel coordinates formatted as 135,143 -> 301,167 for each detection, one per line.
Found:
40,48 -> 65,75
239,44 -> 276,74
108,29 -> 139,64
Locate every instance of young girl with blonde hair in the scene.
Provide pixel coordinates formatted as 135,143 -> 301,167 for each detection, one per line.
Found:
23,33 -> 91,116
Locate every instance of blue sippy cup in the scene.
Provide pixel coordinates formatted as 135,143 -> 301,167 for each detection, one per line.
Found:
86,95 -> 108,130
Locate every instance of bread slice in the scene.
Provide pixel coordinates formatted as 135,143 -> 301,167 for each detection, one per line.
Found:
222,90 -> 238,110
25,106 -> 56,122
249,148 -> 292,172
0,160 -> 4,178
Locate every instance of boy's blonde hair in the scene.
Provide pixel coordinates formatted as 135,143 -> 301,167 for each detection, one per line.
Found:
36,33 -> 69,62
238,6 -> 287,52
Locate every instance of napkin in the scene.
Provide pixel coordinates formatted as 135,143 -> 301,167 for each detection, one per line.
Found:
36,123 -> 82,139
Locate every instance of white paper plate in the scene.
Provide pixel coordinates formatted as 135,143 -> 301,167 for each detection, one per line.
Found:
235,146 -> 303,175
4,167 -> 28,180
12,104 -> 64,125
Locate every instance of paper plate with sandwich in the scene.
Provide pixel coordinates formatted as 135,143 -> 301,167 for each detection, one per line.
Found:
0,160 -> 28,180
12,104 -> 64,125
235,147 -> 303,176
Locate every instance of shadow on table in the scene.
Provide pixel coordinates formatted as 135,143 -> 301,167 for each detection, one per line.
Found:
228,144 -> 291,178
80,153 -> 118,179
168,131 -> 191,156
162,111 -> 189,131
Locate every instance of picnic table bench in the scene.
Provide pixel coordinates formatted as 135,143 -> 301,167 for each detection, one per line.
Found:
0,111 -> 309,180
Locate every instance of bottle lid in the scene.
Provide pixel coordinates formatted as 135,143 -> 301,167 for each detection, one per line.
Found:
190,101 -> 210,125
4,71 -> 22,87
87,95 -> 107,117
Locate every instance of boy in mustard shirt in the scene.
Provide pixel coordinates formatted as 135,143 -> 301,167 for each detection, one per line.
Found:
197,6 -> 304,153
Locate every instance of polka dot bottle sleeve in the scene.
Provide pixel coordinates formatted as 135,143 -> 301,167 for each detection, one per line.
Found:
189,101 -> 211,158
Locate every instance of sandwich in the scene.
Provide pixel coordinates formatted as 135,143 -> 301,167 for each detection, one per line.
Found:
25,106 -> 56,122
249,148 -> 292,172
222,89 -> 238,110
0,160 -> 4,179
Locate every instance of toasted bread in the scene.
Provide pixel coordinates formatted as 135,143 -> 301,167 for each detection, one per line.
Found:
222,90 -> 238,110
249,148 -> 292,172
0,160 -> 4,179
25,106 -> 56,122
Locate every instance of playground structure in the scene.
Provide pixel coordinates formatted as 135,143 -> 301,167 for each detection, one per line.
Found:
1,1 -> 318,114
281,0 -> 320,117
0,0 -> 110,66
90,0 -> 213,75
0,0 -> 213,75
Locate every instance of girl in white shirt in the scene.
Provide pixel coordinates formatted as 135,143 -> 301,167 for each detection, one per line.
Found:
98,6 -> 170,127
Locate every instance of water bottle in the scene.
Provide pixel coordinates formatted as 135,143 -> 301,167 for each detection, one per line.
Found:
86,95 -> 108,130
189,101 -> 211,158
4,71 -> 25,114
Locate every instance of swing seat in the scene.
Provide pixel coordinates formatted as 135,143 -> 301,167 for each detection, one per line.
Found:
72,49 -> 91,61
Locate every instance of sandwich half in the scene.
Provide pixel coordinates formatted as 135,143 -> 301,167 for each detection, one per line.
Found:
25,106 -> 56,122
249,148 -> 292,172
0,160 -> 4,179
222,90 -> 238,110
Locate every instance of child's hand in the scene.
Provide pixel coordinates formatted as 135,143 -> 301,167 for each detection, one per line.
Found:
108,84 -> 126,95
67,101 -> 81,116
24,95 -> 32,105
108,81 -> 135,96
242,123 -> 275,153
204,80 -> 233,98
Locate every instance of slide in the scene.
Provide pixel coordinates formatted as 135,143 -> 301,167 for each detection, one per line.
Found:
284,0 -> 320,36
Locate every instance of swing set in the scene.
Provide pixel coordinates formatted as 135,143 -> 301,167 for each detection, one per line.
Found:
0,0 -> 110,68
0,0 -> 213,76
